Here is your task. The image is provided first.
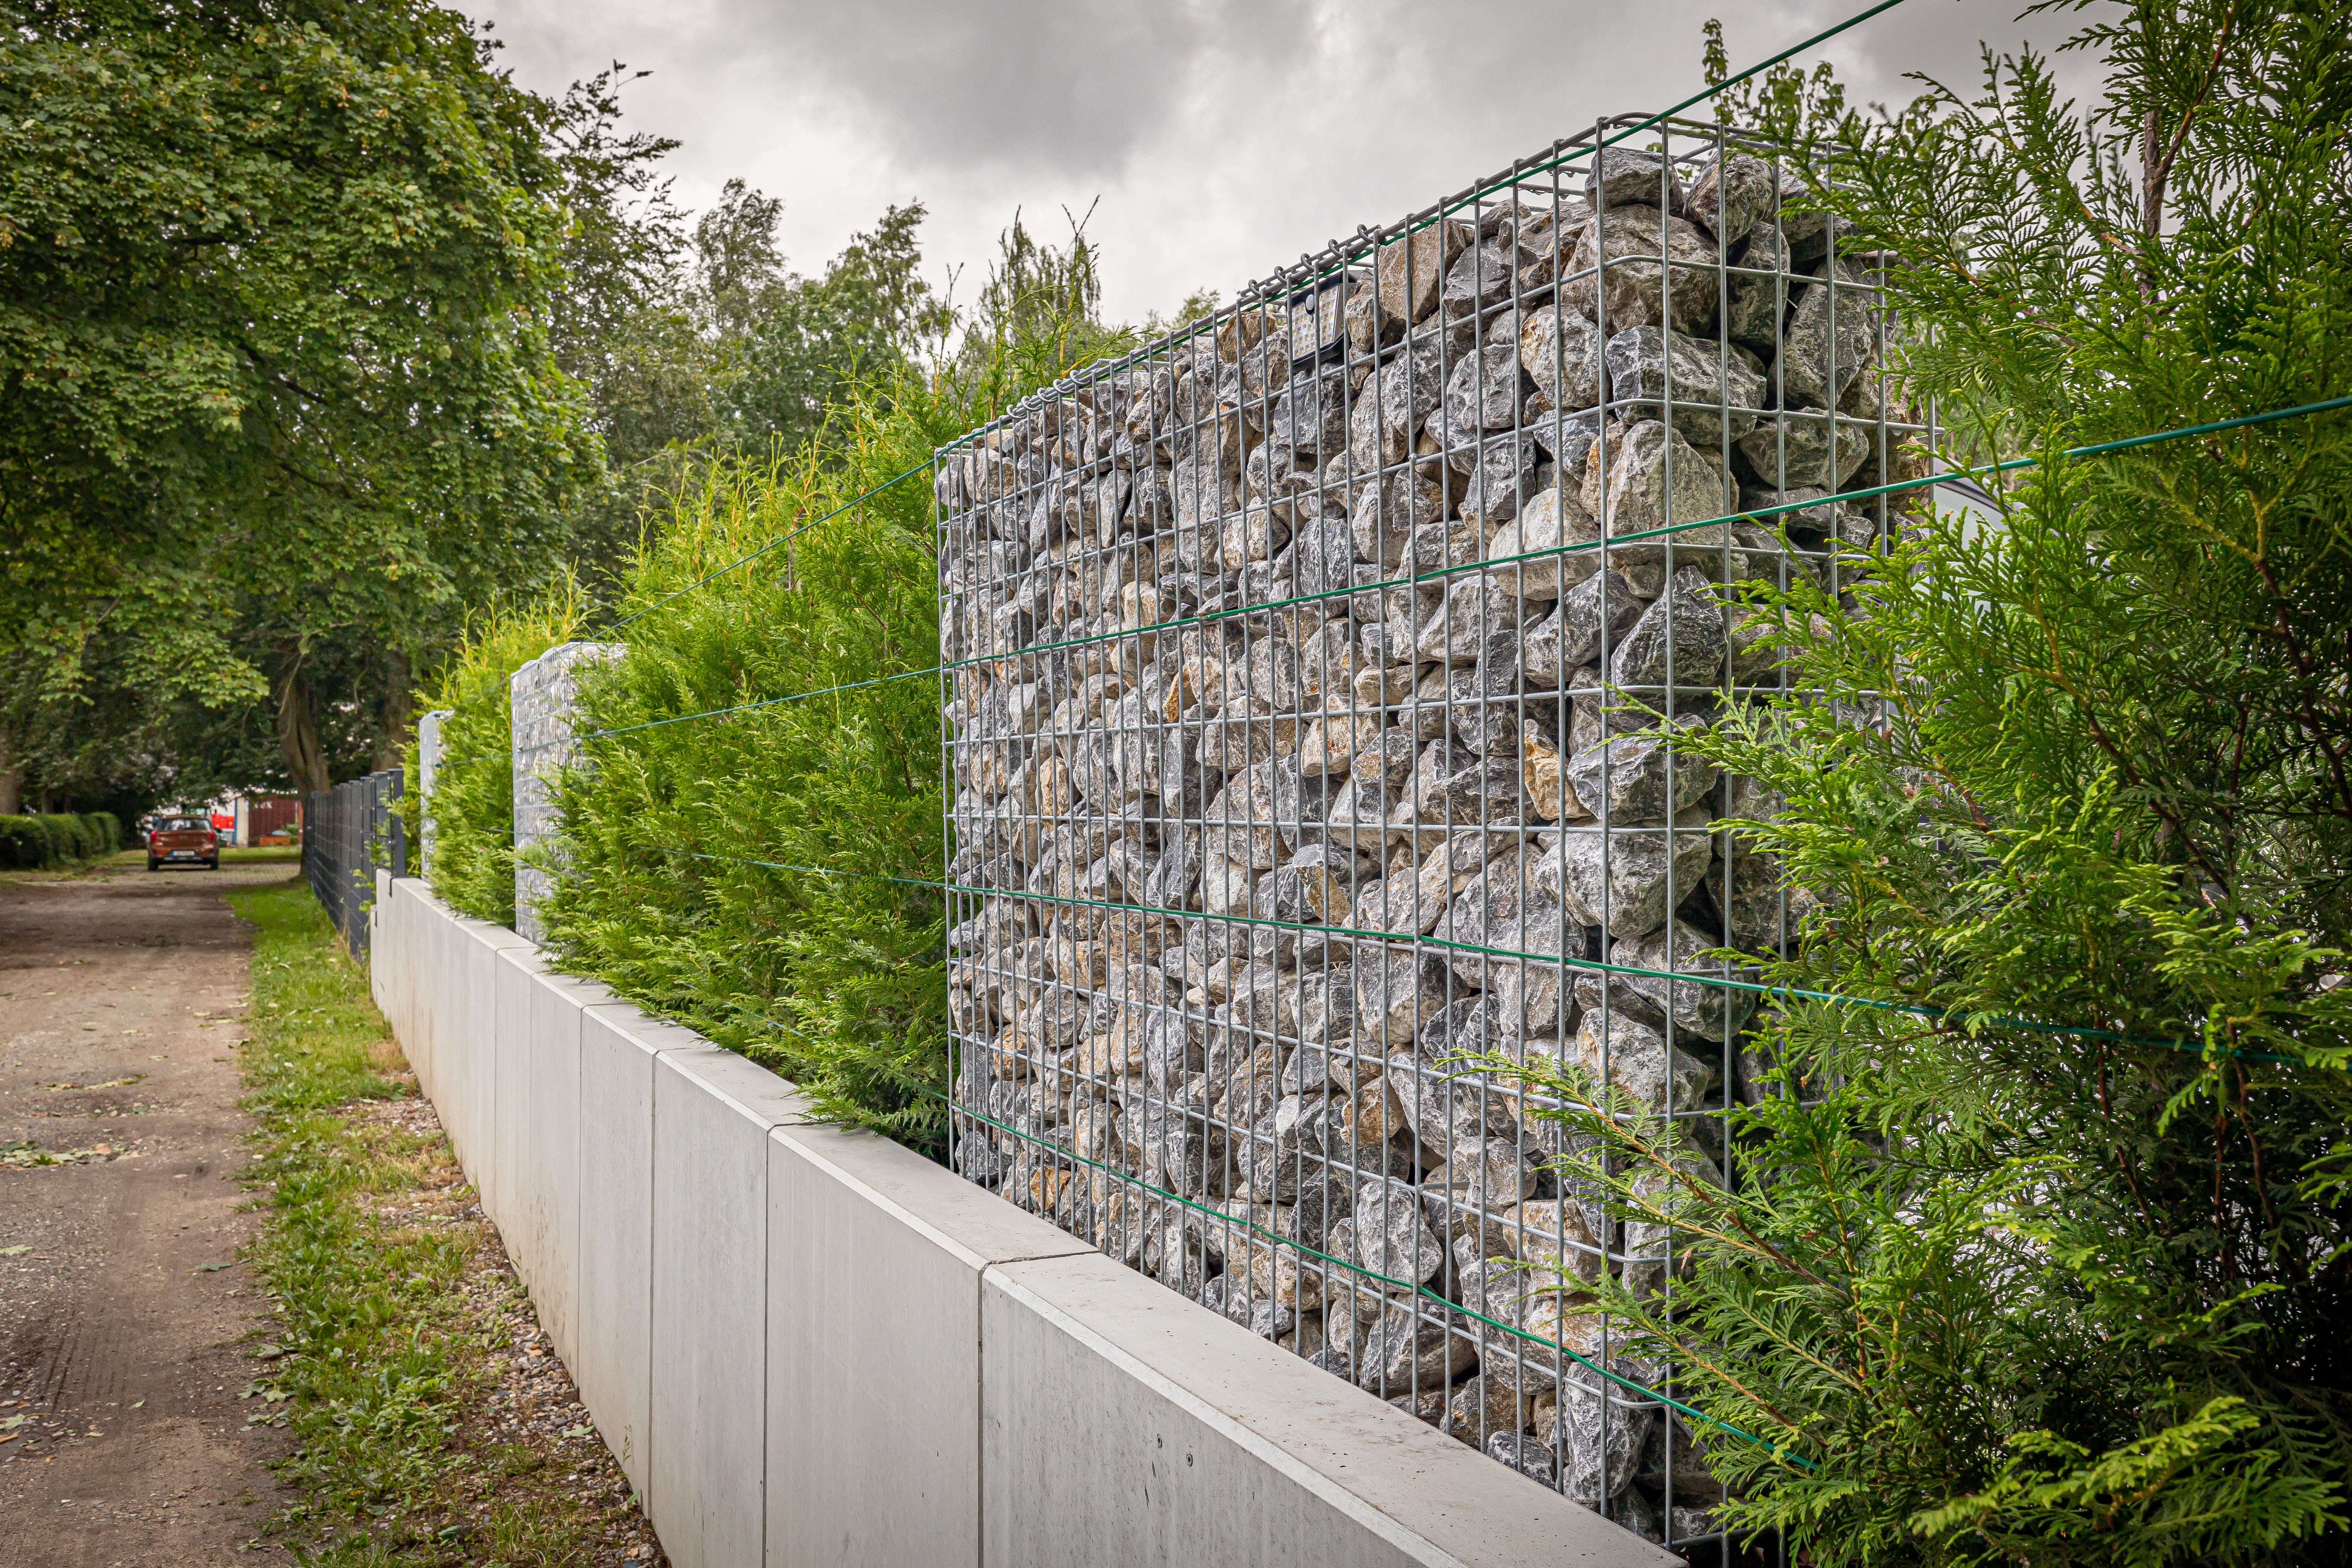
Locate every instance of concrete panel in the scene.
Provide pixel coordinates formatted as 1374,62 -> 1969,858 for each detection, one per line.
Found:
452,916 -> 530,1214
763,1122 -> 1093,1568
982,1253 -> 1679,1568
405,882 -> 438,1100
521,969 -> 614,1370
650,1047 -> 809,1568
574,1003 -> 701,1501
490,946 -> 546,1247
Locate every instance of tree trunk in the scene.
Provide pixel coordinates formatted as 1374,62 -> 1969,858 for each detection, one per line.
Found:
373,647 -> 412,773
275,665 -> 331,798
0,721 -> 19,816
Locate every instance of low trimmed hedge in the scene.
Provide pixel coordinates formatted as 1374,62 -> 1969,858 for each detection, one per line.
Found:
0,815 -> 49,867
0,811 -> 132,866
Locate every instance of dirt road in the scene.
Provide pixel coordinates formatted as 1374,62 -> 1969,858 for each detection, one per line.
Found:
0,862 -> 297,1565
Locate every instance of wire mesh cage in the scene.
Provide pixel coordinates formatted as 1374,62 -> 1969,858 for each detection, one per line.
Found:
937,113 -> 1926,1558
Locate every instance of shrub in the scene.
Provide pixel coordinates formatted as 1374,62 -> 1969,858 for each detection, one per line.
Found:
536,267 -> 1131,1145
0,815 -> 51,868
37,813 -> 89,861
82,812 -> 121,854
404,582 -> 582,925
1489,8 -> 2352,1564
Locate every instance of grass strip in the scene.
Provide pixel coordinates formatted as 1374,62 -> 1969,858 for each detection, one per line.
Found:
227,878 -> 661,1565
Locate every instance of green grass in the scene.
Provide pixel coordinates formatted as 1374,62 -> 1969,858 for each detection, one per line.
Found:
227,878 -> 648,1565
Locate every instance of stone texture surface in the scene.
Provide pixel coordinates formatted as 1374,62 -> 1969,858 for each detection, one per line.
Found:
937,131 -> 1902,1545
511,642 -> 623,943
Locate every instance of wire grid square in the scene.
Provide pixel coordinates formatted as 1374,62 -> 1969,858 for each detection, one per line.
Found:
937,115 -> 1924,1557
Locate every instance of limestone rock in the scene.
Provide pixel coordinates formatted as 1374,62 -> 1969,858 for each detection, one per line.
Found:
1607,567 -> 1728,694
1779,257 -> 1880,410
1522,569 -> 1643,687
1564,719 -> 1720,824
1619,916 -> 1758,1037
1566,1007 -> 1712,1114
1518,305 -> 1606,413
1602,325 -> 1768,447
1584,147 -> 1684,213
1562,206 -> 1716,335
1483,487 -> 1602,603
1537,827 -> 1713,938
1684,149 -> 1779,245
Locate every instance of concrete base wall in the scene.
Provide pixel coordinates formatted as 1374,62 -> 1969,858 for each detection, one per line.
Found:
371,877 -> 1672,1568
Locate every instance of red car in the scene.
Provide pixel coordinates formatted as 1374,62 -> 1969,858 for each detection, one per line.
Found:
147,815 -> 219,871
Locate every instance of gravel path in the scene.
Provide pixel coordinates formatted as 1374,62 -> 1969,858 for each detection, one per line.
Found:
0,862 -> 298,1566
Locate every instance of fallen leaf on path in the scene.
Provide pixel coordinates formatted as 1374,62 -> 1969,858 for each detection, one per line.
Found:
197,1261 -> 232,1272
0,1245 -> 27,1256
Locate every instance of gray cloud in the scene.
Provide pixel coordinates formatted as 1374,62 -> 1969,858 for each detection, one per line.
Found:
470,0 -> 2100,322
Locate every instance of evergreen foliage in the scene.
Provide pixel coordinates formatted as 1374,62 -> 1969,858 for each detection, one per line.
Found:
407,586 -> 582,926
1488,6 -> 2352,1563
0,815 -> 49,867
530,218 -> 1131,1146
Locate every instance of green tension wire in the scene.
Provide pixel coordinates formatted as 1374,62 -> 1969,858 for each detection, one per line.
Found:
686,987 -> 1809,1470
640,845 -> 2296,1065
581,392 -> 2352,739
611,458 -> 933,630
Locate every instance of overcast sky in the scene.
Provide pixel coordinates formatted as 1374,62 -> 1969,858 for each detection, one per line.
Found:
464,0 -> 2094,326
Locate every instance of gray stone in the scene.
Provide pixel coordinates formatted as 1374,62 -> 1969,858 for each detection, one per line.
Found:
1583,147 -> 1684,214
1351,1174 -> 1446,1286
1525,404 -> 1607,472
1602,326 -> 1768,447
1607,567 -> 1728,693
1736,409 -> 1870,490
1556,1366 -> 1654,1506
1537,827 -> 1713,939
1351,870 -> 1449,939
1725,222 -> 1792,352
1457,433 -> 1548,530
1517,306 -> 1606,413
1483,487 -> 1602,603
1356,946 -> 1455,1048
1347,331 -> 1449,472
1618,917 -> 1758,1037
1564,720 -> 1720,824
1361,1299 -> 1479,1395
1566,1007 -> 1712,1114
1563,206 -> 1716,335
1416,995 -> 1513,1062
1706,773 -> 1817,956
1485,1432 -> 1560,1486
1414,577 -> 1521,666
1684,149 -> 1779,245
1351,470 -> 1449,569
1442,238 -> 1535,319
1438,341 -> 1527,447
1424,1136 -> 1541,1210
1318,777 -> 1396,853
1579,422 -> 1740,569
1522,570 -> 1644,687
1779,258 -> 1880,410
1383,1050 -> 1522,1144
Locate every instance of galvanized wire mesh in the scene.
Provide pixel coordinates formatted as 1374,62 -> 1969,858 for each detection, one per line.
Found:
938,115 -> 1925,1558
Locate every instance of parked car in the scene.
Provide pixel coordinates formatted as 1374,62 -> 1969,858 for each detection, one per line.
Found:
147,815 -> 219,871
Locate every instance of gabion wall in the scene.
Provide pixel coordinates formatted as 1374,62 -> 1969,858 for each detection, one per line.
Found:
511,642 -> 620,943
939,117 -> 1918,1558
